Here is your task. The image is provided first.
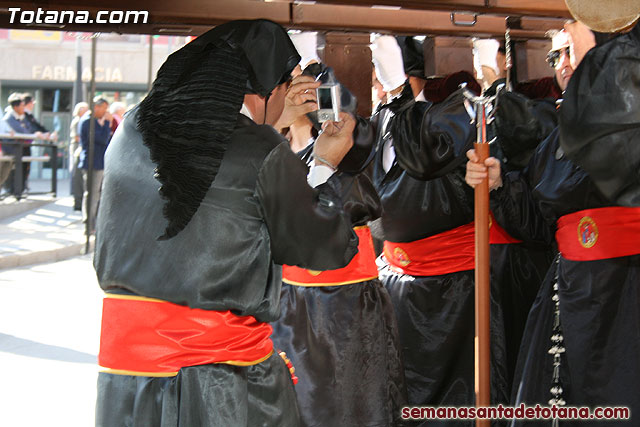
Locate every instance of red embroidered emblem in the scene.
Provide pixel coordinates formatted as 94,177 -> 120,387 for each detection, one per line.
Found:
393,247 -> 411,267
577,217 -> 598,249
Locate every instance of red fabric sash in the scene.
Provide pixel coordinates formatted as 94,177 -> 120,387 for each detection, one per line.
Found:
556,207 -> 640,261
384,222 -> 476,276
383,215 -> 521,276
98,295 -> 274,376
282,226 -> 378,286
489,213 -> 522,244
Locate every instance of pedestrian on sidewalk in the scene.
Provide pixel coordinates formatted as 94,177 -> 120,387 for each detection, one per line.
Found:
78,96 -> 111,233
1,92 -> 42,196
70,102 -> 88,211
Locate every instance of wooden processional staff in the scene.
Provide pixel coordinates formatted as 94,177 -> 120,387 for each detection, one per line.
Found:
462,86 -> 500,427
464,25 -> 512,425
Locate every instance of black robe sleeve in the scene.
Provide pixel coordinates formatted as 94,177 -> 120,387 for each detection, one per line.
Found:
256,142 -> 359,271
337,116 -> 376,174
297,122 -> 382,228
559,23 -> 640,207
494,91 -> 558,171
491,139 -> 555,247
387,84 -> 477,181
335,171 -> 383,227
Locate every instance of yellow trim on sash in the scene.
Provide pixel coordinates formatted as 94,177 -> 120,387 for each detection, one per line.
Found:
282,275 -> 379,287
100,368 -> 179,377
100,350 -> 275,377
103,293 -> 166,303
217,349 -> 274,366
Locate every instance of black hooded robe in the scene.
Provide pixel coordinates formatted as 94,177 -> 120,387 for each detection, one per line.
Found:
271,136 -> 408,427
494,25 -> 640,424
487,81 -> 559,393
372,85 -> 510,426
94,109 -> 358,427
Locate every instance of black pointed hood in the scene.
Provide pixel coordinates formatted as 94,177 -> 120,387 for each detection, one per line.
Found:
137,19 -> 300,240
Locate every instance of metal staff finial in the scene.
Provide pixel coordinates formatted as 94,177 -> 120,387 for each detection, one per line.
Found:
505,27 -> 512,91
461,83 -> 501,144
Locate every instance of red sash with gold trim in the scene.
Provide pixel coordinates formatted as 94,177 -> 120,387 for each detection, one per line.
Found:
99,295 -> 274,377
383,222 -> 476,276
383,215 -> 521,276
282,226 -> 378,286
556,207 -> 640,261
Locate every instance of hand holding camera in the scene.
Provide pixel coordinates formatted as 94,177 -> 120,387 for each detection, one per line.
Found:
274,75 -> 320,132
313,112 -> 355,170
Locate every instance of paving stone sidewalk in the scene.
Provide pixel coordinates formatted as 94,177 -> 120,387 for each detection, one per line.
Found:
0,195 -> 93,270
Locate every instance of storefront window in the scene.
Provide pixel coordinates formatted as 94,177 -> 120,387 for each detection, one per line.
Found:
42,88 -> 72,113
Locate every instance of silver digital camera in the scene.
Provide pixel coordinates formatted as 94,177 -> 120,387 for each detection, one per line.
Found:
316,84 -> 341,123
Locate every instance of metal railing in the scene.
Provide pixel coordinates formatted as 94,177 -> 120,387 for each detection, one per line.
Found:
0,133 -> 59,200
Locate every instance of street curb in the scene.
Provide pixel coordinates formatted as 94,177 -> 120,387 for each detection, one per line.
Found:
0,240 -> 94,270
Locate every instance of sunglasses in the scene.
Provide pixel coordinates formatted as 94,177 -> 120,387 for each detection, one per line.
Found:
546,47 -> 570,68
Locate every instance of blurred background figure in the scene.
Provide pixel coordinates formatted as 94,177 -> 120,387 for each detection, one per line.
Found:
1,92 -> 42,196
0,102 -> 16,190
22,93 -> 47,134
78,97 -> 112,234
22,93 -> 58,142
108,102 -> 126,134
69,102 -> 89,211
